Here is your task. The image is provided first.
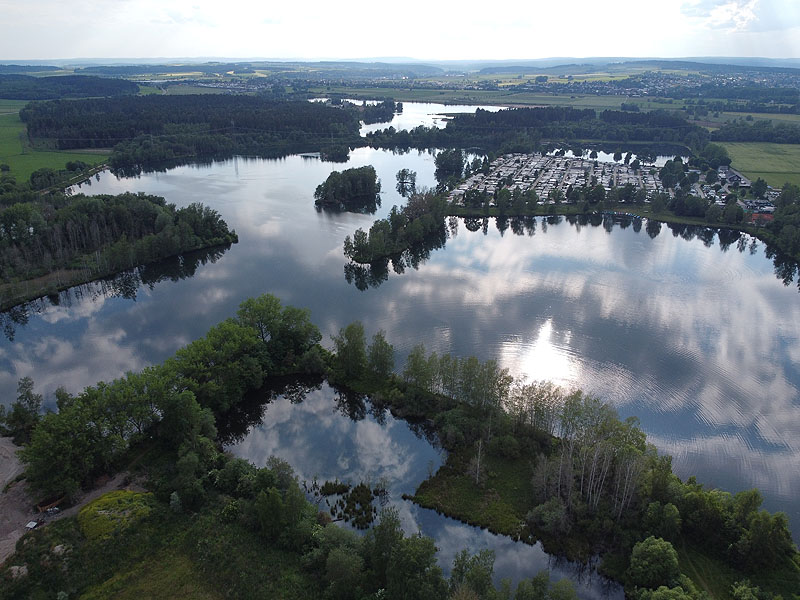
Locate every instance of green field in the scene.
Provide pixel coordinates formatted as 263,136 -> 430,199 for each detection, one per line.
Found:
163,84 -> 228,95
0,111 -> 109,182
721,142 -> 800,188
693,111 -> 800,130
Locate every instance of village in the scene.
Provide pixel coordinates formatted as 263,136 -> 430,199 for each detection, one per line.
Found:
449,152 -> 779,217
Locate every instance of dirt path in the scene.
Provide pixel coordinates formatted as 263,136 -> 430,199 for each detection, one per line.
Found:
0,437 -> 138,566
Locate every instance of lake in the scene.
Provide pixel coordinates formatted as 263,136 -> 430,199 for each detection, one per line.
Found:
1,102 -> 799,594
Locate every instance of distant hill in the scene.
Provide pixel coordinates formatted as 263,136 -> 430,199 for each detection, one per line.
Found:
476,58 -> 800,75
0,64 -> 61,74
0,74 -> 139,100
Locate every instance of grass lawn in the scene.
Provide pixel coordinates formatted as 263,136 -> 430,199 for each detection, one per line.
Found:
721,142 -> 800,188
413,446 -> 532,538
0,112 -> 109,182
79,550 -> 223,600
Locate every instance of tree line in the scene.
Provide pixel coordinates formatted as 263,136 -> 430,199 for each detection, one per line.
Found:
0,191 -> 237,308
365,107 -> 709,154
3,296 -> 797,598
20,95 -> 365,172
711,118 -> 800,144
0,74 -> 138,100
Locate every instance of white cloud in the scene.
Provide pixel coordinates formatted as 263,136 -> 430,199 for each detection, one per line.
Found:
0,0 -> 798,60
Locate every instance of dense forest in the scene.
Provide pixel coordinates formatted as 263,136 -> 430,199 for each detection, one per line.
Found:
0,74 -> 138,100
1,295 -> 796,599
314,165 -> 382,212
0,191 -> 237,309
366,107 -> 709,153
710,118 -> 800,144
20,96 -> 364,172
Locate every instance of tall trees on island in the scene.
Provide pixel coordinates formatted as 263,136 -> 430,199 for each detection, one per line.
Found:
0,192 -> 238,305
314,166 -> 381,213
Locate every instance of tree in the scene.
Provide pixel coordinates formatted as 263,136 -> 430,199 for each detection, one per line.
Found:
332,321 -> 368,380
386,534 -> 448,600
628,536 -> 680,590
255,487 -> 284,539
325,546 -> 365,600
367,330 -> 395,379
434,148 -> 464,182
396,169 -> 417,197
751,177 -> 767,199
363,507 -> 404,589
449,549 -> 495,598
1,376 -> 43,444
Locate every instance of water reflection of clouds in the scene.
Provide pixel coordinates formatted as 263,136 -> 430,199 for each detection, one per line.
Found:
397,222 -> 799,429
230,387 -> 622,598
421,517 -> 620,599
383,221 -> 800,528
648,429 -> 800,501
230,387 -> 441,493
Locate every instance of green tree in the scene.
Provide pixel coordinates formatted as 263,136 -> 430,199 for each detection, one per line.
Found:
396,169 -> 417,197
386,534 -> 448,600
256,487 -> 284,539
169,318 -> 263,414
628,536 -> 680,590
332,321 -> 368,380
363,507 -> 404,589
367,330 -> 395,379
751,177 -> 768,199
325,546 -> 365,600
449,549 -> 495,598
1,376 -> 43,444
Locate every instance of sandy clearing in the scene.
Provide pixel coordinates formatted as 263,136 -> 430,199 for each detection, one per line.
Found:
1,436 -> 139,566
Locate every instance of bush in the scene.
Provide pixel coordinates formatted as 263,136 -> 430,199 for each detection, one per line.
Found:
78,490 -> 155,541
627,536 -> 680,590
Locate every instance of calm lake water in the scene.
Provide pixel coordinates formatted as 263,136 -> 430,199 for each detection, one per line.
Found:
2,103 -> 799,594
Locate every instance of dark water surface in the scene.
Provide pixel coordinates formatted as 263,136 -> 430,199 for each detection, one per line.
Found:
1,123 -> 799,592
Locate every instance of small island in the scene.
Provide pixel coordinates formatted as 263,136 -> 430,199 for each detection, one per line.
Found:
314,165 -> 382,213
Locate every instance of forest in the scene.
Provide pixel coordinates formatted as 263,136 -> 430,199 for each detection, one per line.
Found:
0,191 -> 237,309
1,295 -> 797,600
365,107 -> 709,153
0,74 -> 138,100
20,95 -> 364,172
710,119 -> 800,144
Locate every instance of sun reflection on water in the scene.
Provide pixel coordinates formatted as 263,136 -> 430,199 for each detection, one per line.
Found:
501,318 -> 579,386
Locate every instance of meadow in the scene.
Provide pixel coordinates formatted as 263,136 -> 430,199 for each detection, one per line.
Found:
0,109 -> 108,182
721,142 -> 800,187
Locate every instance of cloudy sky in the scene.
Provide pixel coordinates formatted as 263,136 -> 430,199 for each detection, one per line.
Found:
0,0 -> 798,61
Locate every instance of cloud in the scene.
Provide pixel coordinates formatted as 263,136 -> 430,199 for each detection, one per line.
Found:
680,0 -> 799,33
682,0 -> 759,31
